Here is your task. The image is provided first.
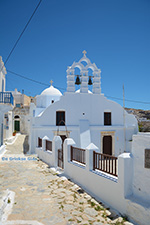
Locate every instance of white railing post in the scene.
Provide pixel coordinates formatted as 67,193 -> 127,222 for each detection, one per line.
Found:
86,143 -> 99,171
63,138 -> 76,172
42,136 -> 49,151
52,136 -> 62,168
118,152 -> 132,198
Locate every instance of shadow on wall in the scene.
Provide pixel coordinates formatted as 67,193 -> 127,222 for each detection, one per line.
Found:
23,135 -> 29,154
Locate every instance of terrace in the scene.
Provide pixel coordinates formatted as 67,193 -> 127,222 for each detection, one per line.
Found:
0,92 -> 14,105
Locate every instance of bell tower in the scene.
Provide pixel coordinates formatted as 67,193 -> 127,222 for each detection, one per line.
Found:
66,67 -> 75,93
66,51 -> 101,94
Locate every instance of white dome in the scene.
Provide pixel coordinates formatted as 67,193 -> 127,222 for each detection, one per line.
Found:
36,85 -> 62,108
41,85 -> 62,97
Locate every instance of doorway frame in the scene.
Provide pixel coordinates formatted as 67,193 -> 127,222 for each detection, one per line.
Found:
14,120 -> 20,132
101,131 -> 115,156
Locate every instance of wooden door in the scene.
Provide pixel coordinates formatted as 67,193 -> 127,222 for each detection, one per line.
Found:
14,121 -> 20,132
103,136 -> 112,155
58,135 -> 67,169
1,123 -> 3,145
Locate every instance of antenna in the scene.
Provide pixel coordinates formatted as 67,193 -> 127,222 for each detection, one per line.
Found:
123,84 -> 126,152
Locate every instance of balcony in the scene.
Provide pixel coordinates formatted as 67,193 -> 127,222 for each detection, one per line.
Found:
0,92 -> 14,105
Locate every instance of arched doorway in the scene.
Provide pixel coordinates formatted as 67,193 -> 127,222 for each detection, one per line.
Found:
14,115 -> 20,132
103,136 -> 112,155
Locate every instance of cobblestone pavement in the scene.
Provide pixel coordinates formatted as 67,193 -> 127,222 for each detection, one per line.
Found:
0,135 -> 133,225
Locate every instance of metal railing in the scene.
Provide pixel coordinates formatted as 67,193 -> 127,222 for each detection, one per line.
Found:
58,148 -> 64,168
38,137 -> 42,148
46,140 -> 52,151
0,92 -> 14,105
71,146 -> 86,165
93,151 -> 118,177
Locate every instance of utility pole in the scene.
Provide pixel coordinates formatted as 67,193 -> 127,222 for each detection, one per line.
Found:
123,84 -> 126,152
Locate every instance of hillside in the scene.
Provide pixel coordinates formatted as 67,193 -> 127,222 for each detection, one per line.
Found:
125,108 -> 150,132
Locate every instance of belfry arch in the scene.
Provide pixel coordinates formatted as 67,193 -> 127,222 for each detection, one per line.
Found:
66,50 -> 101,94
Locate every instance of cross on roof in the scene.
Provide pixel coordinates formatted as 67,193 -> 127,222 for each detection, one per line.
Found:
82,50 -> 87,56
50,80 -> 53,86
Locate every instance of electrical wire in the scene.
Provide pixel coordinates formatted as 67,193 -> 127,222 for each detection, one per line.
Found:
105,95 -> 150,105
7,69 -> 49,86
7,69 -> 66,91
0,0 -> 43,72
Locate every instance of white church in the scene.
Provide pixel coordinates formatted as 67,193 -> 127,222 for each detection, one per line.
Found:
1,53 -> 149,225
29,51 -> 138,155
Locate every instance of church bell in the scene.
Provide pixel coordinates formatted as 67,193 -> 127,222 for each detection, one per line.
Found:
75,75 -> 81,85
88,76 -> 93,85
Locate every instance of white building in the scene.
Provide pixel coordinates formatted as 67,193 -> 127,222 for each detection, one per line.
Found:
29,51 -> 138,155
11,88 -> 31,108
0,57 -> 13,152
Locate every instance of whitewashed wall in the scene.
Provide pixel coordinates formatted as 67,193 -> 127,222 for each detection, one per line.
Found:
3,111 -> 13,140
126,133 -> 150,225
0,105 -> 13,146
35,136 -> 62,167
35,134 -> 150,225
35,136 -> 129,216
63,137 -> 150,225
63,138 -> 133,214
132,133 -> 150,202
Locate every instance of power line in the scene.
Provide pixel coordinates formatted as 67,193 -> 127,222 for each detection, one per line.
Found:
7,69 -> 150,104
105,95 -> 150,105
7,69 -> 49,87
0,0 -> 43,72
7,69 -> 66,91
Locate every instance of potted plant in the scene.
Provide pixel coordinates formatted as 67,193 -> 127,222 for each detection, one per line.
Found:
13,130 -> 17,136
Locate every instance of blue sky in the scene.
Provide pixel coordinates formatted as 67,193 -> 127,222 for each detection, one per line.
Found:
0,0 -> 150,109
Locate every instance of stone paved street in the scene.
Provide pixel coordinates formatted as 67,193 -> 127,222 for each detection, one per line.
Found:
0,135 -> 133,225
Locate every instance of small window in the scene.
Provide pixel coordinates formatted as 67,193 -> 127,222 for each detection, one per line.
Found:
56,111 -> 65,126
104,112 -> 111,125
